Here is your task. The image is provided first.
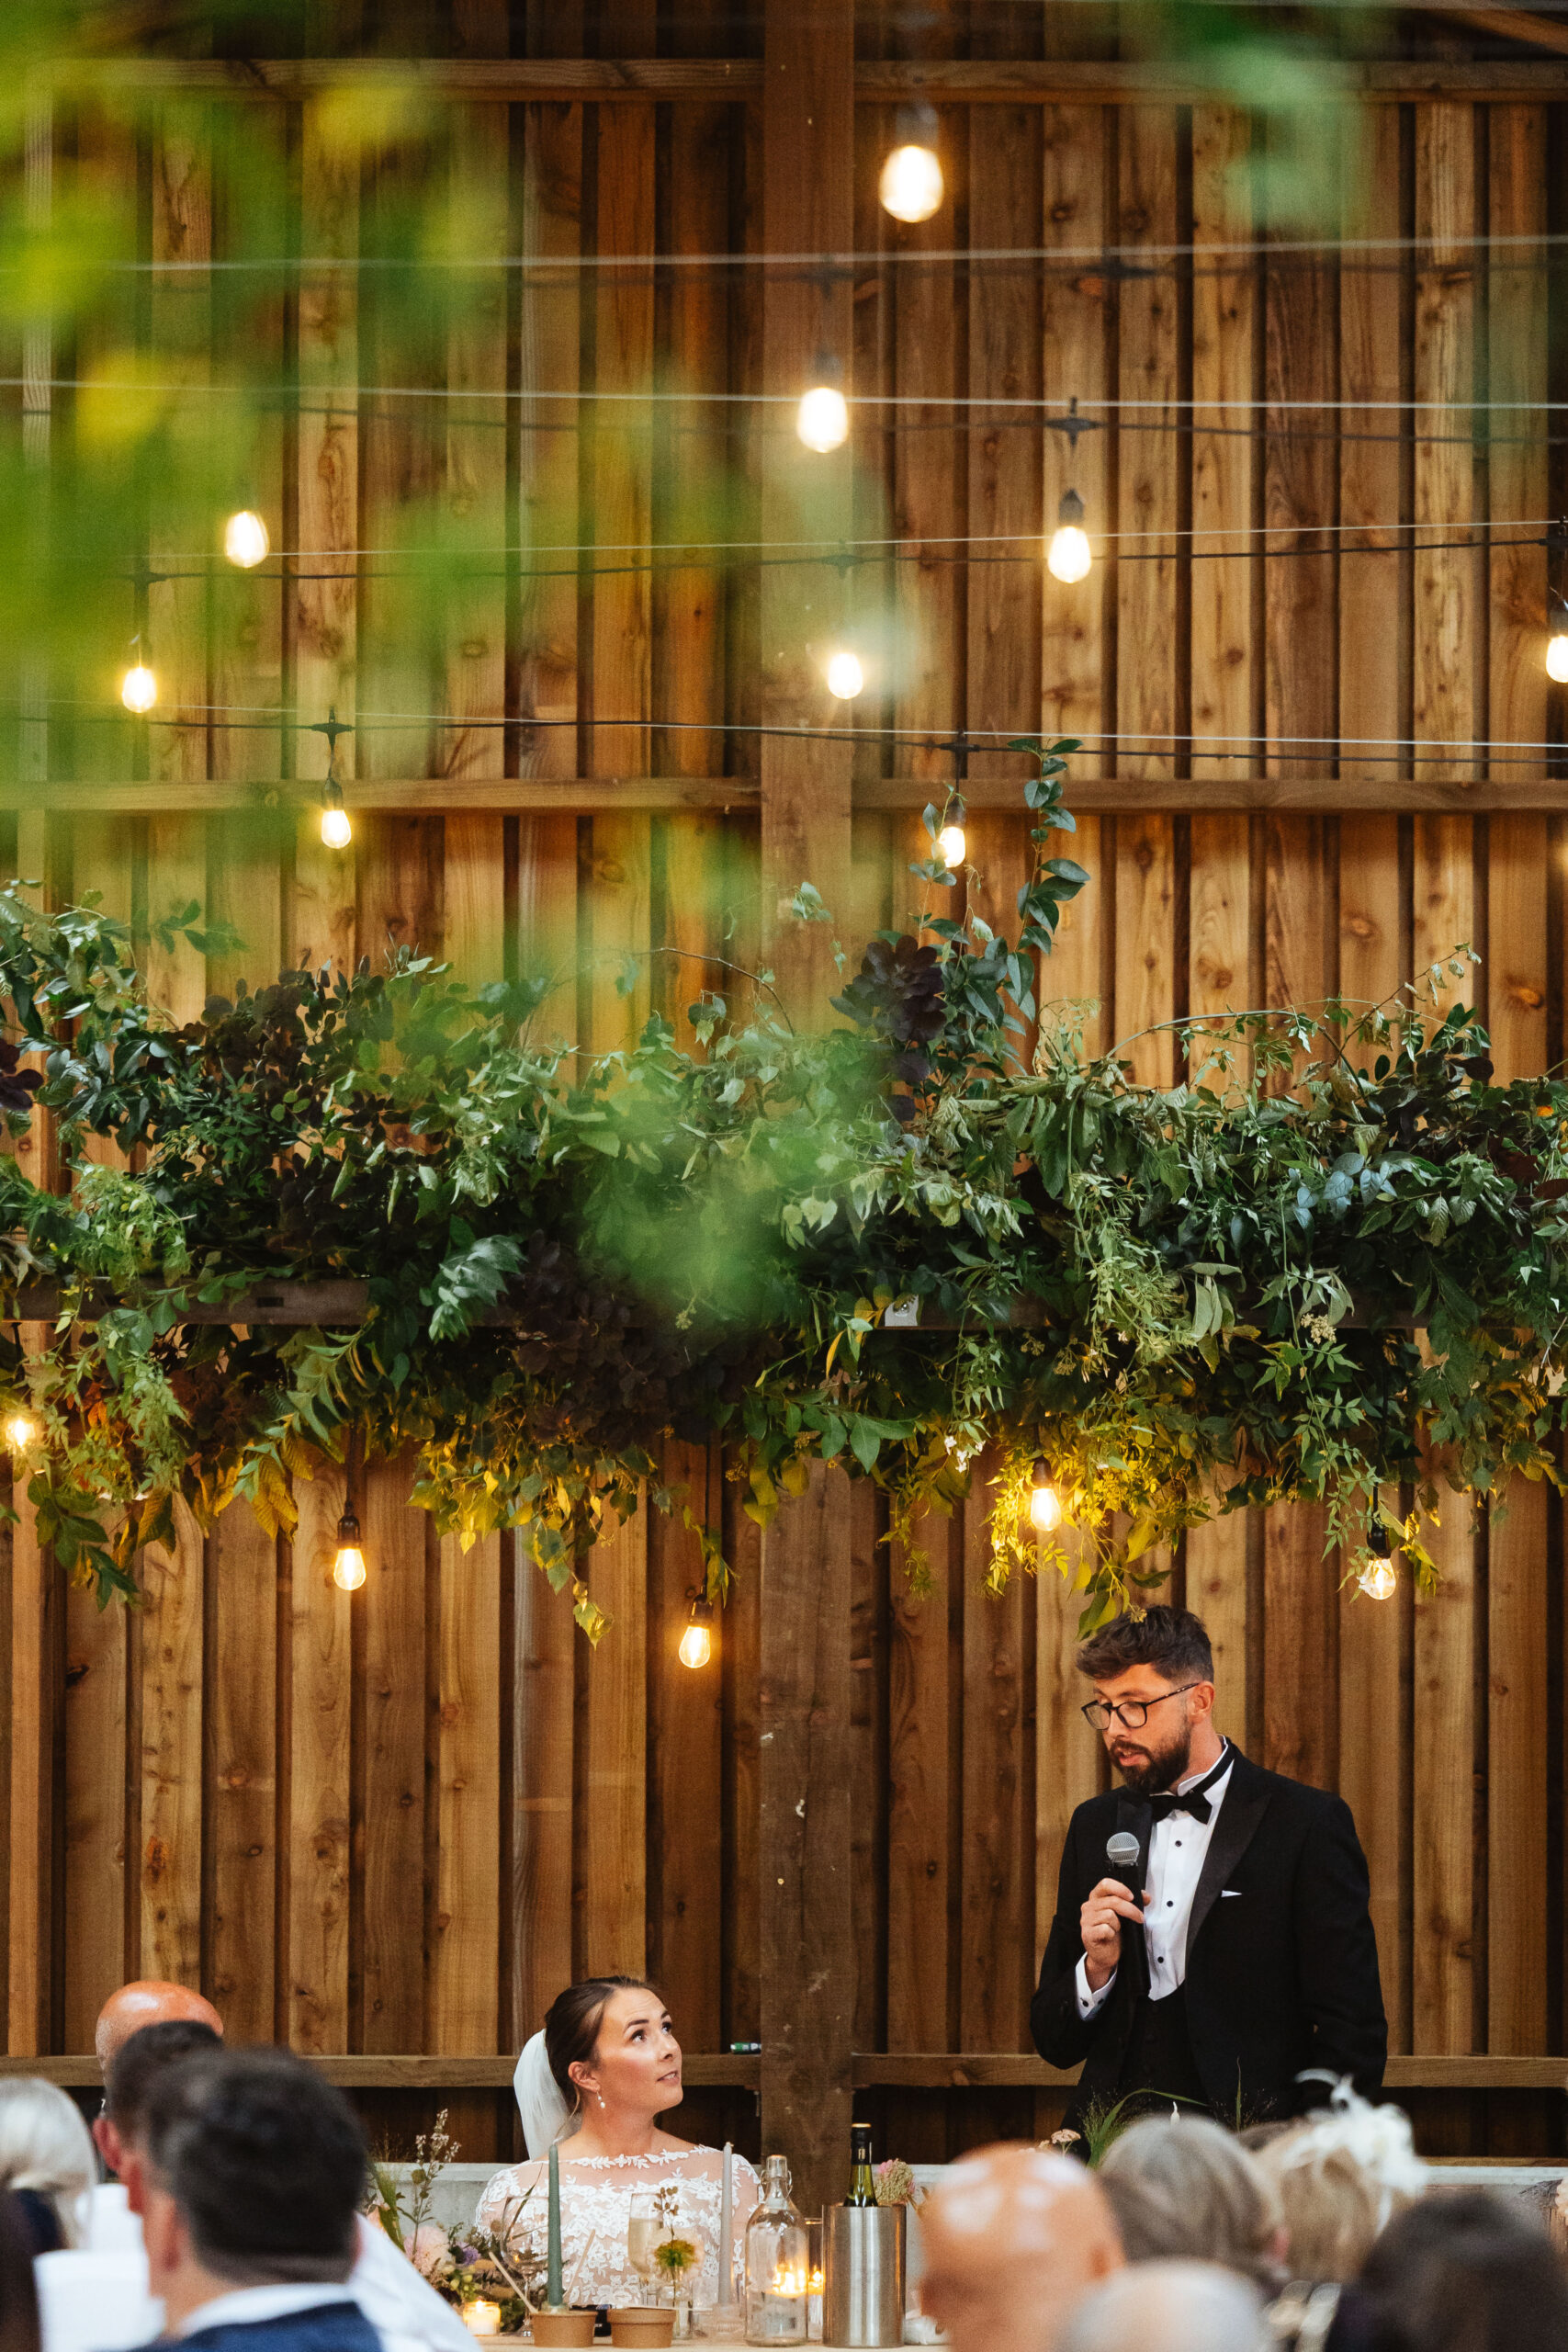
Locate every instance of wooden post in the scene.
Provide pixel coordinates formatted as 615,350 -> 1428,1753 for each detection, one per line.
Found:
760,1462 -> 853,2216
760,0 -> 853,1023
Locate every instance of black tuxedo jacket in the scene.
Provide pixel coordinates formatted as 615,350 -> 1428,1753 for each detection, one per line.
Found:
1031,1747 -> 1387,2121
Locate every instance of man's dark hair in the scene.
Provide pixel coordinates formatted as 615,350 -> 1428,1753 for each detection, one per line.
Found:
143,2047 -> 366,2287
1359,2188 -> 1568,2352
1077,1605 -> 1213,1685
104,2020 -> 222,2143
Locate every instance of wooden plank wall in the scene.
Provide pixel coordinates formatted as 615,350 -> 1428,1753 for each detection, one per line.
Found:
1,67 -> 1566,2162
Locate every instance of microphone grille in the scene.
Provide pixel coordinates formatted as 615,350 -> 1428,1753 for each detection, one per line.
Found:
1106,1829 -> 1141,1871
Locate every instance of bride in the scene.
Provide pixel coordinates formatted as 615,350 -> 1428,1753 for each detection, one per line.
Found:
477,1976 -> 761,2311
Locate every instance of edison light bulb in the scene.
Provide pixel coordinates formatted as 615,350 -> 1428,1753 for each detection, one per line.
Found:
1029,1467 -> 1062,1533
879,142 -> 944,224
1358,1558 -> 1397,1601
321,803 -> 352,850
679,1598 -> 715,1669
797,384 -> 849,454
333,1544 -> 366,1591
4,1414 -> 36,1450
121,663 -> 157,714
937,821 -> 967,869
223,509 -> 270,568
1047,489 -> 1092,585
1548,632 -> 1568,683
826,650 -> 864,700
679,1619 -> 713,1669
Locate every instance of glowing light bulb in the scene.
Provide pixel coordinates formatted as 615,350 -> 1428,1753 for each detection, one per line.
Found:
333,1509 -> 366,1591
1047,489 -> 1092,584
679,1597 -> 715,1669
223,508 -> 270,569
797,384 -> 850,454
4,1414 -> 36,1450
1029,1464 -> 1062,1533
1548,631 -> 1568,683
826,650 -> 864,700
937,821 -> 967,869
1358,1559 -> 1397,1601
121,663 -> 157,714
321,802 -> 352,850
879,143 -> 944,224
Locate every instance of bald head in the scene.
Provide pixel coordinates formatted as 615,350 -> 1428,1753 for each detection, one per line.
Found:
919,2144 -> 1123,2352
1057,2262 -> 1264,2352
95,1983 -> 222,2073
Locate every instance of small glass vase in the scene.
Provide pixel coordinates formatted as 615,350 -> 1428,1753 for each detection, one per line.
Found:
745,2156 -> 809,2346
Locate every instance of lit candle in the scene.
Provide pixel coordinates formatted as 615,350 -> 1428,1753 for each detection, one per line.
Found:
717,2141 -> 733,2305
466,2301 -> 502,2337
547,2142 -> 563,2306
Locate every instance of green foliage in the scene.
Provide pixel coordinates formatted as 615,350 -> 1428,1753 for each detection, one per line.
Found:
0,741 -> 1562,1634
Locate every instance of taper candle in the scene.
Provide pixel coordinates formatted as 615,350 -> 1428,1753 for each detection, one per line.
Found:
717,2141 -> 733,2305
547,2141 -> 563,2306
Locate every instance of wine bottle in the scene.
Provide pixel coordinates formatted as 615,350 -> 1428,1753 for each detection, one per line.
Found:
846,2121 -> 875,2207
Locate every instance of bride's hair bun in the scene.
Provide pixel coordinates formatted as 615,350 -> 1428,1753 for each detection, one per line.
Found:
545,1976 -> 664,2109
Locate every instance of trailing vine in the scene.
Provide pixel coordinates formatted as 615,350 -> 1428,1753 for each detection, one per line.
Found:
1,741 -> 1564,1636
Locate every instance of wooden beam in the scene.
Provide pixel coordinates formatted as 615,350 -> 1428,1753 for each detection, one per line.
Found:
1426,5 -> 1568,56
55,58 -> 1568,103
0,2050 -> 761,2088
758,0 -> 854,1024
5,775 -> 1565,820
760,1464 -> 855,2221
850,2052 -> 1568,2091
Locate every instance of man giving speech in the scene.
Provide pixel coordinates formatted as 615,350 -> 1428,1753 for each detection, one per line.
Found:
1032,1606 -> 1386,2124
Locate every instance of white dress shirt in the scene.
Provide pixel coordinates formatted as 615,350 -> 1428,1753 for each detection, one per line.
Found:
1076,1743 -> 1235,2018
35,2188 -> 470,2352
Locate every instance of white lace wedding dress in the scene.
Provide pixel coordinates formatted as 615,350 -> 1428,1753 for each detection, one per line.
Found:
475,2147 -> 761,2311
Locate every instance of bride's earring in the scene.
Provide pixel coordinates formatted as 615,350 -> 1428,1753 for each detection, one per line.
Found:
598,2093 -> 606,2109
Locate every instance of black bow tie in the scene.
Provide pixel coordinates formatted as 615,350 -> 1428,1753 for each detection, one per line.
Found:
1146,1747 -> 1231,1826
1149,1787 -> 1213,1825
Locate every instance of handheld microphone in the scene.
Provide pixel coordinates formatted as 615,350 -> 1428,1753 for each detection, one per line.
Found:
1106,1828 -> 1141,1881
1105,1828 -> 1146,1984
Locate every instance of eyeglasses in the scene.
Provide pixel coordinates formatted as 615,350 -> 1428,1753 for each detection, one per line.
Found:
1080,1681 -> 1203,1734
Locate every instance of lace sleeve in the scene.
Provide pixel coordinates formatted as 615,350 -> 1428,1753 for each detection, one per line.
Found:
476,2162 -> 545,2248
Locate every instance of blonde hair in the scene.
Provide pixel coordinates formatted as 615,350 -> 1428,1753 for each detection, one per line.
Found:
1255,2095 -> 1426,2283
1099,2115 -> 1284,2290
0,2078 -> 95,2250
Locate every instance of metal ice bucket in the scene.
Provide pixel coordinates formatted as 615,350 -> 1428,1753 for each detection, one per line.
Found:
822,2203 -> 906,2349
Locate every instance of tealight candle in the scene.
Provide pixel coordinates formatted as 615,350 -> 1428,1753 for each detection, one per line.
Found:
466,2301 -> 502,2337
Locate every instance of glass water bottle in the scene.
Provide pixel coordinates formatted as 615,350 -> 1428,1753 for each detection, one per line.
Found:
745,2154 -> 808,2346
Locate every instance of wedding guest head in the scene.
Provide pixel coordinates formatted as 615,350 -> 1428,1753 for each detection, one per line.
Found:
93,1982 -> 221,2074
96,2017 -> 223,2182
0,2081 -> 94,2254
1099,2116 -> 1286,2291
1255,2089 -> 1426,2282
1058,2261 -> 1264,2352
919,2143 -> 1123,2352
1358,2189 -> 1568,2352
543,1977 -> 678,2132
138,2045 -> 367,2335
0,2190 -> 41,2352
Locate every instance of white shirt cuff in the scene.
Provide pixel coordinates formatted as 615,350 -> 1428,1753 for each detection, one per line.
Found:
1076,1955 -> 1115,2018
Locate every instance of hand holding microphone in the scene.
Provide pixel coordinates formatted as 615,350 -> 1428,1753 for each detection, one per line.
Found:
1079,1828 -> 1148,1991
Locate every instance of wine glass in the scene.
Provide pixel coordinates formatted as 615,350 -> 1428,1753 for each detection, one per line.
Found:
628,2189 -> 664,2307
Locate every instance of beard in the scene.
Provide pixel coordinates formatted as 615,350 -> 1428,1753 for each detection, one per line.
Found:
1111,1716 -> 1193,1796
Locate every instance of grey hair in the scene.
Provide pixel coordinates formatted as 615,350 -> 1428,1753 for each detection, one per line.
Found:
1099,2114 -> 1285,2290
1059,2260 -> 1266,2352
0,2079 -> 95,2250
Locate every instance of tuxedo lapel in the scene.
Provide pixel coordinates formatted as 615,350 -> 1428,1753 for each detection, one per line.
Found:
1187,1749 -> 1272,1957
